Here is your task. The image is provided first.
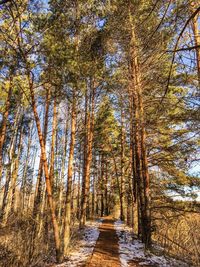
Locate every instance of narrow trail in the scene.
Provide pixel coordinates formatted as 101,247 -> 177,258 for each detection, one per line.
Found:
86,217 -> 154,267
86,217 -> 121,267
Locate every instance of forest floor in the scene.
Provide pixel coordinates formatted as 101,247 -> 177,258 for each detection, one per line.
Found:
55,217 -> 189,267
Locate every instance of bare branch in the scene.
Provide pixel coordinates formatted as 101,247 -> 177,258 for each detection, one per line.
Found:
167,45 -> 200,53
161,5 -> 200,105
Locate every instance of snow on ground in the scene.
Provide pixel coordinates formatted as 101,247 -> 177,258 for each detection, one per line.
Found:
114,220 -> 189,267
57,219 -> 102,267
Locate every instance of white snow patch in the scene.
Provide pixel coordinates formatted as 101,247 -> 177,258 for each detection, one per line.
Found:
57,219 -> 102,267
114,220 -> 189,267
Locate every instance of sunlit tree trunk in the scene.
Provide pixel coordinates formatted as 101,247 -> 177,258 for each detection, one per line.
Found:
49,99 -> 57,192
80,82 -> 95,226
28,73 -> 61,262
58,110 -> 69,223
2,121 -> 23,224
80,85 -> 88,224
63,90 -> 77,255
91,153 -> 97,218
129,2 -> 151,247
10,124 -> 24,213
27,146 -> 37,212
0,80 -> 12,183
33,88 -> 50,213
21,123 -> 33,211
190,1 -> 200,86
0,107 -> 21,222
37,183 -> 46,237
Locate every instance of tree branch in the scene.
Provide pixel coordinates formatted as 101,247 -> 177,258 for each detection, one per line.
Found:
167,45 -> 200,53
161,6 -> 200,105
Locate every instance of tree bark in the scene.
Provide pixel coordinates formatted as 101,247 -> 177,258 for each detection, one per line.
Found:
190,1 -> 200,86
63,91 -> 76,255
80,82 -> 95,226
49,99 -> 57,192
128,84 -> 138,232
28,74 -> 61,263
129,2 -> 151,247
0,80 -> 12,183
120,97 -> 125,221
33,88 -> 50,214
21,123 -> 33,211
58,109 -> 69,223
2,124 -> 23,224
0,106 -> 21,222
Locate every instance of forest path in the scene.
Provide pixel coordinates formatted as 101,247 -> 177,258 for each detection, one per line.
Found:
86,217 -> 154,267
86,217 -> 121,267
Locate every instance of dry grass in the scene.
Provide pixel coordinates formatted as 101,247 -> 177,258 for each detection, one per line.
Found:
0,211 -> 54,267
153,212 -> 200,266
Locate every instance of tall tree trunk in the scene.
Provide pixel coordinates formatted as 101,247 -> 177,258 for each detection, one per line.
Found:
33,88 -> 50,214
76,147 -> 82,220
0,80 -> 12,183
128,85 -> 138,232
120,97 -> 125,221
58,110 -> 69,223
128,33 -> 144,238
49,99 -> 57,192
105,161 -> 109,216
91,153 -> 97,218
80,82 -> 95,226
190,1 -> 200,86
111,149 -> 121,218
21,123 -> 33,211
27,146 -> 37,212
71,165 -> 77,222
100,154 -> 105,217
129,3 -> 151,247
2,123 -> 23,224
63,91 -> 76,255
80,85 -> 88,224
0,107 -> 21,221
28,74 -> 61,263
37,183 -> 46,237
10,124 -> 24,214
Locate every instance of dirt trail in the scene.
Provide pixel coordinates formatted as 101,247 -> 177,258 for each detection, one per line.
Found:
86,217 -> 121,267
86,217 -> 154,267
